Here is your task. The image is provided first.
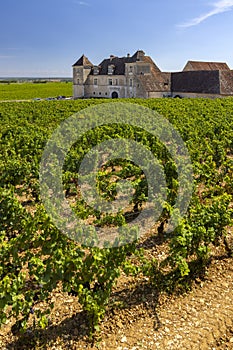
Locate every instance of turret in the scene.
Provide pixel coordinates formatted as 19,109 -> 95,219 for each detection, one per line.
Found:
72,55 -> 93,98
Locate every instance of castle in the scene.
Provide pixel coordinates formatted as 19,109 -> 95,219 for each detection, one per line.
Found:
72,50 -> 233,99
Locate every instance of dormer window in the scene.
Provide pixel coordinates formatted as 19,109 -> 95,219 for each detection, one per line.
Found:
93,66 -> 99,75
108,65 -> 115,75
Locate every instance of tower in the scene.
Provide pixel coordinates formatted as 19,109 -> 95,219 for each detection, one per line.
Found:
72,55 -> 93,98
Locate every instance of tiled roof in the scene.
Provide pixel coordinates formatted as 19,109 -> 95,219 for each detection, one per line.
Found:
72,55 -> 93,67
143,56 -> 161,74
137,72 -> 171,92
183,61 -> 230,71
171,71 -> 220,94
97,56 -> 130,75
91,51 -> 161,75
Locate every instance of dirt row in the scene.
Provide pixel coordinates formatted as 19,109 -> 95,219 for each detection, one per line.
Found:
0,249 -> 232,349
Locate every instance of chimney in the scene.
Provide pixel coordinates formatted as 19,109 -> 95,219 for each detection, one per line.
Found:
110,55 -> 115,61
137,50 -> 145,61
127,53 -> 130,58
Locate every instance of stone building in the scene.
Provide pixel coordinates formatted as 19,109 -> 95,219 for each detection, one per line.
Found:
72,50 -> 171,99
72,51 -> 233,99
171,60 -> 233,98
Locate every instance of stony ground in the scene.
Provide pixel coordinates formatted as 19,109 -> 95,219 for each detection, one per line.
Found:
0,245 -> 232,350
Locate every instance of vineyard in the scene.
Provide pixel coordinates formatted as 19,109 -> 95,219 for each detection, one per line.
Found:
0,97 -> 232,348
0,82 -> 72,101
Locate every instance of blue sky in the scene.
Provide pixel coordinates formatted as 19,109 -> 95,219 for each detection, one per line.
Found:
1,0 -> 233,77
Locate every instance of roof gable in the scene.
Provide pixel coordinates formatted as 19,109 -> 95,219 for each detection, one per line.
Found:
73,55 -> 93,67
183,61 -> 230,71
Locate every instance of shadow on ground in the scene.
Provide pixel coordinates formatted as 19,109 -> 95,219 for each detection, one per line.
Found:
6,250 -> 231,349
6,281 -> 162,349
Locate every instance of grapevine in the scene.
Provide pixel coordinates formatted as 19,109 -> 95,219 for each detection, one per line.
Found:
0,97 -> 232,338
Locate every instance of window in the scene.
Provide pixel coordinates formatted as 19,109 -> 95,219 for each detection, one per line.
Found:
109,79 -> 113,85
99,92 -> 101,95
108,65 -> 114,75
129,79 -> 133,87
115,79 -> 118,85
93,92 -> 96,95
77,79 -> 80,84
129,66 -> 133,72
93,66 -> 99,75
94,78 -> 98,86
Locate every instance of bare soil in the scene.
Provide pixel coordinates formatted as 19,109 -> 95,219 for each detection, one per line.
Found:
0,236 -> 232,350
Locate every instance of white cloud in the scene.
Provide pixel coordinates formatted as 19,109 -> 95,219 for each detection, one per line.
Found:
178,0 -> 233,28
74,1 -> 90,6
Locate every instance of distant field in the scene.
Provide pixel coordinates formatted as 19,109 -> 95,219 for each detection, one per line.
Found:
0,82 -> 73,101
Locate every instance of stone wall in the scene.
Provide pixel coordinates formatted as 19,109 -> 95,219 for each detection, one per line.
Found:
73,66 -> 92,98
73,84 -> 84,99
220,71 -> 233,95
148,91 -> 166,98
171,92 -> 224,99
84,75 -> 126,98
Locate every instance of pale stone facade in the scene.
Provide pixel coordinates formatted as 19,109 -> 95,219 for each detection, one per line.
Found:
72,51 -> 233,99
73,50 -> 170,99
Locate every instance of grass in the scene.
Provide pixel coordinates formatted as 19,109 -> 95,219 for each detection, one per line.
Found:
0,82 -> 73,101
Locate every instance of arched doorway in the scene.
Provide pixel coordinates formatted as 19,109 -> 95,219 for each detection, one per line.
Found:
111,91 -> 118,99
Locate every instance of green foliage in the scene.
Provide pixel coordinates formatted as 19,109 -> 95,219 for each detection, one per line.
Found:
0,97 -> 232,337
0,82 -> 72,101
